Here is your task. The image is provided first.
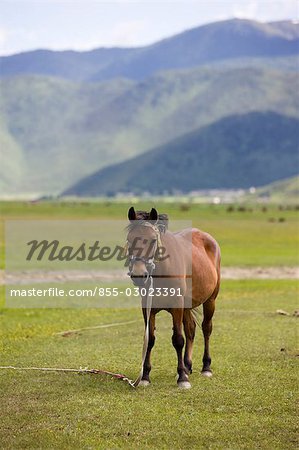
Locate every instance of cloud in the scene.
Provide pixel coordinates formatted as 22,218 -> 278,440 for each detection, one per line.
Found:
233,1 -> 258,19
107,20 -> 146,46
0,27 -> 9,50
0,18 -> 147,55
66,20 -> 147,50
0,26 -> 38,55
233,0 -> 298,21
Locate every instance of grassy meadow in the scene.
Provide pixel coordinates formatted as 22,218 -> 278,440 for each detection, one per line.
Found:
0,200 -> 298,268
0,201 -> 298,449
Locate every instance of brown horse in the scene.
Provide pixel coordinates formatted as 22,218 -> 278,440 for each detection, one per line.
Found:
126,206 -> 221,389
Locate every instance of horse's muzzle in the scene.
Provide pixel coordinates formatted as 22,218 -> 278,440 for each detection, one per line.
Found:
129,272 -> 149,286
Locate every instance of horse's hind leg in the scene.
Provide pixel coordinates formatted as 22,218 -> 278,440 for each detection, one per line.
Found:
201,298 -> 215,377
140,309 -> 156,386
183,310 -> 196,374
171,308 -> 191,389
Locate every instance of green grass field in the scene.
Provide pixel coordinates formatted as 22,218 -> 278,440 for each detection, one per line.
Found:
0,280 -> 298,449
1,200 -> 298,268
0,201 -> 298,449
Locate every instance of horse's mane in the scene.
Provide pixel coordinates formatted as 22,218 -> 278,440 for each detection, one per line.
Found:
127,210 -> 168,233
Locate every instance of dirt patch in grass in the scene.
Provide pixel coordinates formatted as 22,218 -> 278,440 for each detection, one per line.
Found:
221,266 -> 299,279
1,266 -> 298,285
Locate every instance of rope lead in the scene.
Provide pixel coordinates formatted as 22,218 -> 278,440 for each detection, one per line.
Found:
0,280 -> 154,389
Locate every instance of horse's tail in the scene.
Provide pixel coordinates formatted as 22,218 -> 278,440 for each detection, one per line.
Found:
191,276 -> 221,326
190,305 -> 202,326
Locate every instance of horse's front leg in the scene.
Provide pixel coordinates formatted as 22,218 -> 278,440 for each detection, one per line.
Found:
140,309 -> 156,386
171,307 -> 191,389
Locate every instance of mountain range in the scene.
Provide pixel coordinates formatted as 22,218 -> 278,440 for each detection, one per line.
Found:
63,112 -> 299,195
0,18 -> 298,197
1,19 -> 298,82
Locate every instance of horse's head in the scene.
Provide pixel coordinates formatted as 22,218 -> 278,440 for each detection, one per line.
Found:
126,206 -> 160,287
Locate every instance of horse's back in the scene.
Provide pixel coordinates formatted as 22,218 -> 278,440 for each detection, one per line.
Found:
192,228 -> 220,268
176,227 -> 220,263
177,227 -> 220,306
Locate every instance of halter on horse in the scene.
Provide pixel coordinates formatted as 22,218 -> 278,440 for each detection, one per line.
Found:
125,207 -> 165,286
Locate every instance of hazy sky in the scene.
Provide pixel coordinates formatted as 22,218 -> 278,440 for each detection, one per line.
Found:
0,0 -> 298,55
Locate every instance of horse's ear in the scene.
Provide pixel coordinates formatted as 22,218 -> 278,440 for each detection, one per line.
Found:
128,206 -> 136,221
149,208 -> 158,222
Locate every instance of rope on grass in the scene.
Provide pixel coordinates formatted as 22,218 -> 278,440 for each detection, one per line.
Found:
55,319 -> 141,336
0,278 -> 154,388
0,365 -> 136,387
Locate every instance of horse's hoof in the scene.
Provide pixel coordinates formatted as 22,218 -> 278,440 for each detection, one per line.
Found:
139,379 -> 150,387
178,381 -> 191,389
201,370 -> 213,378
